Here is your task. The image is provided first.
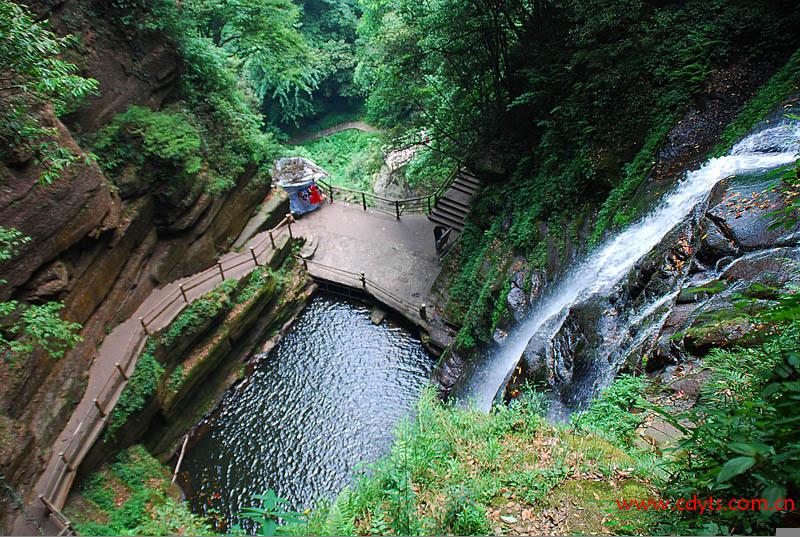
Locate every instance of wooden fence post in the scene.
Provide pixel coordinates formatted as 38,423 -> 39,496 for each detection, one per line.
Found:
250,247 -> 259,266
179,284 -> 188,303
217,262 -> 225,280
419,303 -> 428,320
286,213 -> 294,239
361,192 -> 367,211
139,317 -> 149,336
93,399 -> 107,418
360,271 -> 367,290
302,258 -> 308,271
116,362 -> 129,381
269,231 -> 276,249
395,201 -> 400,220
59,452 -> 74,473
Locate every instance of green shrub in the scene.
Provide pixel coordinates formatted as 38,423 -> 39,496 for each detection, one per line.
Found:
160,278 -> 239,349
73,445 -> 214,536
443,487 -> 492,536
654,322 -> 800,535
236,267 -> 277,305
93,106 -> 205,189
105,350 -> 164,439
572,375 -> 647,446
291,387 -> 549,535
297,129 -> 382,190
166,365 -> 184,393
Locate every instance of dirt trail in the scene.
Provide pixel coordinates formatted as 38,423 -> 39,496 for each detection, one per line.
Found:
287,121 -> 381,145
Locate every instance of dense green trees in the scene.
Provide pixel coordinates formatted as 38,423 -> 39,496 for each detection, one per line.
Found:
354,0 -> 800,349
185,0 -> 320,124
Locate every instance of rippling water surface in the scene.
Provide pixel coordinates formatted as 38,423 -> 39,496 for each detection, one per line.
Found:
180,295 -> 434,530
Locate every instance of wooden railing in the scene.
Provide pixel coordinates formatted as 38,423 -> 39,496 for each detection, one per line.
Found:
317,167 -> 458,220
297,256 -> 430,322
36,216 -> 297,533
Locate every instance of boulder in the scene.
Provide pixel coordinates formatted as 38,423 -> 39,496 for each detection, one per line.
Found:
708,176 -> 800,251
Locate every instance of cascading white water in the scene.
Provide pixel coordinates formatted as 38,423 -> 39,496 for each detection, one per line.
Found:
461,120 -> 800,411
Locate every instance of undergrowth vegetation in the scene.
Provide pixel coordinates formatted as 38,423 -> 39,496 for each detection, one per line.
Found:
67,445 -> 212,535
296,129 -> 382,190
290,388 -> 655,536
88,0 -> 283,194
653,321 -> 800,535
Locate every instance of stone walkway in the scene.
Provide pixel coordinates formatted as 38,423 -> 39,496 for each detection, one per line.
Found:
13,225 -> 292,536
292,202 -> 444,331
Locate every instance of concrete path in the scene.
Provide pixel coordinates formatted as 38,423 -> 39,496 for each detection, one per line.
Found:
13,225 -> 292,536
287,121 -> 381,145
292,202 -> 440,319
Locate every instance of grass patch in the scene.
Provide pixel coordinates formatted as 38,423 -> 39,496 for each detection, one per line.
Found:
296,129 -> 383,190
68,445 -> 213,536
571,375 -> 648,447
160,279 -> 239,349
291,387 -> 654,536
105,349 -> 164,440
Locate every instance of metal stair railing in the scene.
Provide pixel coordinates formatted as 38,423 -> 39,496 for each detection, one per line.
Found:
316,166 -> 460,220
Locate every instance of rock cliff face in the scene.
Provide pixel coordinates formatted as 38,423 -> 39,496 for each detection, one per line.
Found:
498,103 -> 800,411
434,62 -> 786,397
0,0 -> 271,512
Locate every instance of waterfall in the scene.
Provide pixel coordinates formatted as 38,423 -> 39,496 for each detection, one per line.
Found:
461,120 -> 800,411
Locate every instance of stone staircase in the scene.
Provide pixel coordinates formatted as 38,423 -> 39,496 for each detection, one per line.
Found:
428,170 -> 482,232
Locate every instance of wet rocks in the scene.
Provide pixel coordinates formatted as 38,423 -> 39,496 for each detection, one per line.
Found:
433,348 -> 468,396
370,306 -> 387,325
506,286 -> 528,322
707,176 -> 793,251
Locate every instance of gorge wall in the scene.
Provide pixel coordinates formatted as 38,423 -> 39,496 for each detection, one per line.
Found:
0,0 -> 274,520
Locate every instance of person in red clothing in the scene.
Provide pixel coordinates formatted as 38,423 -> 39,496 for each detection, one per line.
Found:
308,184 -> 322,205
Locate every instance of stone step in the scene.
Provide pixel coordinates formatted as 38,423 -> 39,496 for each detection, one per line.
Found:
429,211 -> 465,231
434,203 -> 468,224
440,189 -> 474,208
437,198 -> 469,219
451,182 -> 480,196
455,173 -> 482,188
459,169 -> 480,181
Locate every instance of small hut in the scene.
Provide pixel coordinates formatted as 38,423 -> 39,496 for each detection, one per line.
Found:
272,157 -> 328,216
